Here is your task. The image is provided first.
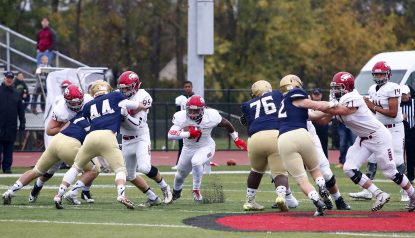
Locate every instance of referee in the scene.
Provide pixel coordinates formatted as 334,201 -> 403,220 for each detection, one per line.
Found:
401,85 -> 415,184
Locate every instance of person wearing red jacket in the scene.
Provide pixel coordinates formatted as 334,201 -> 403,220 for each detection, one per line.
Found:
36,17 -> 56,66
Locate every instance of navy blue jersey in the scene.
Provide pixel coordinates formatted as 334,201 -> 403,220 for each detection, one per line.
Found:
278,88 -> 309,135
241,90 -> 283,136
82,91 -> 126,133
61,111 -> 90,143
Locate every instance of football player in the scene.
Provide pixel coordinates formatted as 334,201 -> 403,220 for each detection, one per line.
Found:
277,74 -> 336,216
117,71 -> 172,206
306,120 -> 351,210
2,85 -> 100,205
167,95 -> 247,202
28,80 -> 77,203
239,80 -> 298,211
324,72 -> 415,212
53,81 -> 147,209
350,61 -> 409,202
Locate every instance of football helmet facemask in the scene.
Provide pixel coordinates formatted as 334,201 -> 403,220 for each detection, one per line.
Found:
117,71 -> 141,98
330,72 -> 355,100
186,95 -> 205,121
372,61 -> 391,85
64,85 -> 84,112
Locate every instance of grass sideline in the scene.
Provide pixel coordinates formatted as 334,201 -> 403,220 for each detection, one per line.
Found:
0,165 -> 414,238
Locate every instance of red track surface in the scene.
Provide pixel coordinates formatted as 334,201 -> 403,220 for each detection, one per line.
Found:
12,150 -> 341,168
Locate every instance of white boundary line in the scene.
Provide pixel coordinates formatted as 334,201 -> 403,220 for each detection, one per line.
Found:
0,219 -> 196,229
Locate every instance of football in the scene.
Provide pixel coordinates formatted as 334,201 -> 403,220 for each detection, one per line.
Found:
226,159 -> 236,166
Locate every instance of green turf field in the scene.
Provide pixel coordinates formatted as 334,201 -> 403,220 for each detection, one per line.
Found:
0,165 -> 413,238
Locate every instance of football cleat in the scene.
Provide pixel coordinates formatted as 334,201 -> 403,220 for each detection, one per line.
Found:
349,189 -> 372,200
313,199 -> 327,216
29,183 -> 42,203
401,189 -> 410,202
372,191 -> 390,212
318,185 -> 333,210
64,192 -> 81,205
54,195 -> 64,209
335,196 -> 351,210
275,194 -> 289,212
161,185 -> 173,204
81,190 -> 95,203
117,195 -> 135,209
408,195 -> 415,212
192,189 -> 203,202
243,196 -> 264,211
138,197 -> 162,208
272,193 -> 299,209
2,191 -> 13,205
172,189 -> 182,201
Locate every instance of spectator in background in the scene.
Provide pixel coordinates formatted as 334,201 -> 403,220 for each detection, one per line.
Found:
13,72 -> 30,112
401,85 -> 415,184
310,88 -> 329,158
31,55 -> 50,114
0,71 -> 26,174
36,17 -> 56,66
172,81 -> 194,170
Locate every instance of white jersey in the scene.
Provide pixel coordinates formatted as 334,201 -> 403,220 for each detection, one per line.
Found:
368,82 -> 403,124
51,94 -> 93,122
172,108 -> 222,148
337,89 -> 386,137
120,89 -> 152,136
175,95 -> 189,111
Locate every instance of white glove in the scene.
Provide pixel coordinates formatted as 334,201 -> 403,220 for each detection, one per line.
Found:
120,106 -> 128,117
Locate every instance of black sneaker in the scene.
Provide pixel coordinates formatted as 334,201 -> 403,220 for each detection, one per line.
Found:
29,183 -> 43,203
81,190 -> 95,203
318,185 -> 333,210
172,189 -> 182,201
335,196 -> 351,210
313,199 -> 327,216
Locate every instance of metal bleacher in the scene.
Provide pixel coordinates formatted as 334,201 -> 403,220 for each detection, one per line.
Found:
0,23 -> 88,151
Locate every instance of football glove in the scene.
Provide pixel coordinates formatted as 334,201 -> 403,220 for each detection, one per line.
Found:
234,137 -> 247,151
188,126 -> 202,139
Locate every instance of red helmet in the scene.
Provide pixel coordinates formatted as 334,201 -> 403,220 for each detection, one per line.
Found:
330,72 -> 355,100
186,95 -> 205,121
60,80 -> 72,93
372,61 -> 391,85
117,71 -> 141,98
64,85 -> 84,112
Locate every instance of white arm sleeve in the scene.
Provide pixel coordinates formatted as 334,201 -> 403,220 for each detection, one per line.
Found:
167,125 -> 190,140
118,99 -> 139,110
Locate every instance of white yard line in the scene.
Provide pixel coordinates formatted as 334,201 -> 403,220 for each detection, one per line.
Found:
0,219 -> 196,229
333,232 -> 415,237
0,171 -> 250,178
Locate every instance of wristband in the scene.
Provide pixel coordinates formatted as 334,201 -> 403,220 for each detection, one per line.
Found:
230,131 -> 238,140
373,106 -> 377,112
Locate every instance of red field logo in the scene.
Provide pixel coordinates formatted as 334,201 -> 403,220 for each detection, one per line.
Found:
184,211 -> 415,232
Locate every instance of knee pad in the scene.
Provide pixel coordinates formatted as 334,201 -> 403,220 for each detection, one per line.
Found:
146,166 -> 159,178
345,169 -> 362,184
392,172 -> 404,185
325,175 -> 336,189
